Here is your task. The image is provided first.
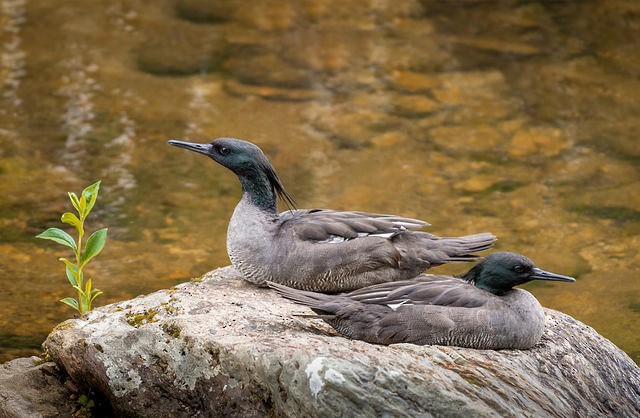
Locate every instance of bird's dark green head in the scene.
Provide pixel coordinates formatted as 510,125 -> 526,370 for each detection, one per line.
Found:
168,137 -> 295,211
461,252 -> 575,295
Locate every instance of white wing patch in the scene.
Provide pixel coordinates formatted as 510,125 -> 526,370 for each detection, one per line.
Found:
386,300 -> 410,311
319,229 -> 403,244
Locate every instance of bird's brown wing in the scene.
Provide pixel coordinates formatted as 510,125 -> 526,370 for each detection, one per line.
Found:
345,275 -> 492,309
277,209 -> 429,242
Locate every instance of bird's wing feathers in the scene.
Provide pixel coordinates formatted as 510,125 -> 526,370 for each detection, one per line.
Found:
375,310 -> 456,344
278,209 -> 429,242
345,276 -> 490,308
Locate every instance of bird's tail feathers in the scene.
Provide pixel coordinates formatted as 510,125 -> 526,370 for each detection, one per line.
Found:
293,313 -> 337,320
267,281 -> 334,311
430,232 -> 497,262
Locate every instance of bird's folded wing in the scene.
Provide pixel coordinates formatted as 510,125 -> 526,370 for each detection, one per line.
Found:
345,276 -> 490,308
278,209 -> 429,242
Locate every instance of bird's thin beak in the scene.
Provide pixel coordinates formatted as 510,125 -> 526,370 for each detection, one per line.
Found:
168,140 -> 211,156
531,267 -> 575,282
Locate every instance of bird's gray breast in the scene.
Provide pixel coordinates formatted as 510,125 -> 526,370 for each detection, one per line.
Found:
226,197 -> 281,285
460,289 -> 545,349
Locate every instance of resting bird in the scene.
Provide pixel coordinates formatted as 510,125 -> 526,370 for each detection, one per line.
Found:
168,137 -> 496,292
269,252 -> 576,349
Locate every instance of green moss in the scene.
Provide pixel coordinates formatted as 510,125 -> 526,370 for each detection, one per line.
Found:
125,309 -> 159,327
76,394 -> 95,418
161,322 -> 181,338
327,133 -> 373,150
628,301 -> 640,315
485,180 -> 526,194
50,320 -> 77,333
161,301 -> 178,315
33,353 -> 53,366
175,0 -> 232,24
571,205 -> 640,222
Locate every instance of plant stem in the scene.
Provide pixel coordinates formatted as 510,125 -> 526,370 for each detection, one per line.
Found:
76,222 -> 85,315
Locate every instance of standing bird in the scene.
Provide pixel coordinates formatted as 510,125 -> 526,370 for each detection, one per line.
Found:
269,252 -> 576,349
168,137 -> 496,292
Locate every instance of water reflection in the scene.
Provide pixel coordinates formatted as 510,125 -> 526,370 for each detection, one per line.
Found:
0,0 -> 638,363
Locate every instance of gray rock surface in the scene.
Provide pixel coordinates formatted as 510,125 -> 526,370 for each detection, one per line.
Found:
41,266 -> 640,417
0,356 -> 75,418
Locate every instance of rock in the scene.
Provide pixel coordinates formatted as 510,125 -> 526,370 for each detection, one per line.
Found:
389,70 -> 442,93
224,79 -> 326,101
508,127 -> 571,159
453,175 -> 502,194
430,124 -> 504,154
42,267 -> 640,417
389,70 -> 517,124
449,36 -> 545,56
390,94 -> 440,118
175,0 -> 242,24
305,102 -> 398,148
371,131 -> 410,148
0,356 -> 75,417
135,22 -> 226,76
278,25 -> 373,73
223,54 -> 317,89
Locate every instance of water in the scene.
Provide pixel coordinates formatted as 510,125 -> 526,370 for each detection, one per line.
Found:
0,0 -> 638,363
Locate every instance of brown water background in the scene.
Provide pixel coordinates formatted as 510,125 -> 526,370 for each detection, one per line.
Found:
0,1 -> 638,363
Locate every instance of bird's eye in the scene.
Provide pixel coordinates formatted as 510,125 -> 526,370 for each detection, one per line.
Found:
513,265 -> 525,273
219,146 -> 230,156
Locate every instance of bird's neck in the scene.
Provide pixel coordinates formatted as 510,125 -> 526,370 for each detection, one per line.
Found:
461,265 -> 508,295
238,172 -> 278,213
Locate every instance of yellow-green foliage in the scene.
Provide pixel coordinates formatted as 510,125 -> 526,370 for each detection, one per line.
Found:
36,181 -> 107,317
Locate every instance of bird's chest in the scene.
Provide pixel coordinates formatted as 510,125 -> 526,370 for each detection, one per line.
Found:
226,201 -> 280,279
227,217 -> 274,255
497,291 -> 546,347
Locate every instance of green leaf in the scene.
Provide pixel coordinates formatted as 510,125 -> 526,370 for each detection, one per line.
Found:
68,192 -> 81,214
71,284 -> 85,294
79,195 -> 87,220
82,181 -> 101,217
60,297 -> 79,311
61,212 -> 82,229
90,290 -> 103,304
36,228 -> 77,251
59,258 -> 78,286
81,228 -> 108,266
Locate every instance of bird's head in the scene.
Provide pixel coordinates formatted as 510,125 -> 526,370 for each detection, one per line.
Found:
462,252 -> 575,295
168,137 -> 295,210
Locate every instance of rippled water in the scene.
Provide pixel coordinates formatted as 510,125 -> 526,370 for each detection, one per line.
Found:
0,0 -> 638,363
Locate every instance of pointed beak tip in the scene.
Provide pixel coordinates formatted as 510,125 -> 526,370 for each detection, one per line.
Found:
167,140 -> 211,155
532,267 -> 576,283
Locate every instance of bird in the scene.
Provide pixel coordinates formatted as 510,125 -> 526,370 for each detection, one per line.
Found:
168,137 -> 497,292
269,252 -> 576,349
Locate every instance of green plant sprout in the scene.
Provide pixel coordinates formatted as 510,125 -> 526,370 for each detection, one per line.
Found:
36,180 -> 107,317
